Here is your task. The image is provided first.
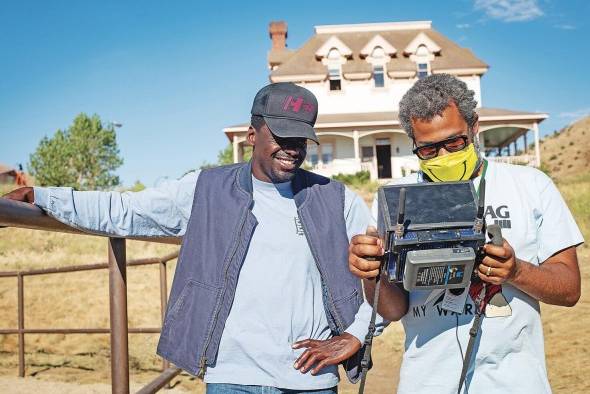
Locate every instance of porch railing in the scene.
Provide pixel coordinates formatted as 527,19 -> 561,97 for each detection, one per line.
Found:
486,154 -> 538,166
0,197 -> 183,394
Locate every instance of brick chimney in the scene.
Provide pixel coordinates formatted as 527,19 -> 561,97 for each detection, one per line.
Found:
269,21 -> 287,50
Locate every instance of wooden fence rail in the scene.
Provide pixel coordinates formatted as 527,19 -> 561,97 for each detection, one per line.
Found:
0,197 -> 183,393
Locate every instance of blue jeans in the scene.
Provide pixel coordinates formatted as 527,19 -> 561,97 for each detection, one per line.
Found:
206,383 -> 338,394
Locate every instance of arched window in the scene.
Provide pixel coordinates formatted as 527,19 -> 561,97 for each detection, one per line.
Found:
327,48 -> 341,60
416,45 -> 430,79
327,48 -> 342,91
371,46 -> 386,59
371,46 -> 386,88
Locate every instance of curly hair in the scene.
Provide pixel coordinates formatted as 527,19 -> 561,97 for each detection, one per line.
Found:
398,74 -> 478,138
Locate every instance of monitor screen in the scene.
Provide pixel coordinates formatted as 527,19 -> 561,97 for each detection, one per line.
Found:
381,182 -> 478,229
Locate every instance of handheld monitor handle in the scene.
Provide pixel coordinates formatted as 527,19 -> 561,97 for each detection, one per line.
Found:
394,188 -> 406,239
487,224 -> 503,246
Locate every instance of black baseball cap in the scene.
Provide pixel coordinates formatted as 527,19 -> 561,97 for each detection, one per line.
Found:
251,82 -> 319,144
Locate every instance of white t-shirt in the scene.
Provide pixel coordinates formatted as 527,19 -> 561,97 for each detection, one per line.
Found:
372,161 -> 584,394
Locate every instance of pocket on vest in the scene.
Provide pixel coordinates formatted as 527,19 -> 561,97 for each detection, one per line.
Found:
161,279 -> 220,344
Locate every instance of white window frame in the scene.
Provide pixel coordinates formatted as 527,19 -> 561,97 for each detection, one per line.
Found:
410,44 -> 434,80
323,47 -> 346,93
366,46 -> 389,88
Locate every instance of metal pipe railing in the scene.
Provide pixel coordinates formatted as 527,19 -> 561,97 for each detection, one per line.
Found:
0,197 -> 183,393
0,198 -> 181,244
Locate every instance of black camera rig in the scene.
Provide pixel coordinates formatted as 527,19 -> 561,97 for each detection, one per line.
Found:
358,179 -> 505,394
377,181 -> 487,291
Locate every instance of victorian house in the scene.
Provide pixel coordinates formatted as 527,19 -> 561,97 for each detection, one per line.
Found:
224,20 -> 546,180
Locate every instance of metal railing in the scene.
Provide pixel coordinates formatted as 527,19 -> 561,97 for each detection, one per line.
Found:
0,197 -> 183,393
486,154 -> 538,167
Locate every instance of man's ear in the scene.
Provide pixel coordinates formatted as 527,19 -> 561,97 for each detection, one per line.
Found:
472,115 -> 480,137
247,126 -> 256,147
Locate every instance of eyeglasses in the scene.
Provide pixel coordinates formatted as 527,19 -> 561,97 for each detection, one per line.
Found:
412,135 -> 469,160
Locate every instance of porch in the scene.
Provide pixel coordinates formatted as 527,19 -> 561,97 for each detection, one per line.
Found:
223,108 -> 548,180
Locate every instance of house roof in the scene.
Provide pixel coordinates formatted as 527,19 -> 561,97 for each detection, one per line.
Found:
268,48 -> 295,67
0,163 -> 14,174
270,21 -> 488,81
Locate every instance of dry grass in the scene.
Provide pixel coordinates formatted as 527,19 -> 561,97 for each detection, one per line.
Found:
540,116 -> 590,179
542,245 -> 590,393
0,230 -> 200,391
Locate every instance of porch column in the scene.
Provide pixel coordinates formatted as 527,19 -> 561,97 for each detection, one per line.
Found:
533,122 -> 541,167
353,130 -> 360,163
477,133 -> 486,155
524,132 -> 528,154
233,135 -> 239,164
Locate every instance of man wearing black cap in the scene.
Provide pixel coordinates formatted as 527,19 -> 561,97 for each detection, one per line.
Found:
5,82 -> 382,393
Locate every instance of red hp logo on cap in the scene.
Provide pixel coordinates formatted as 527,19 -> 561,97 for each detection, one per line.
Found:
283,96 -> 315,113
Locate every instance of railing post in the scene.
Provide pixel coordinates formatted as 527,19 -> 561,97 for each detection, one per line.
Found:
108,238 -> 129,394
17,273 -> 24,377
159,260 -> 170,373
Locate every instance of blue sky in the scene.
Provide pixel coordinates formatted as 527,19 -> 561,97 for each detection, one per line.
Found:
1,0 -> 588,186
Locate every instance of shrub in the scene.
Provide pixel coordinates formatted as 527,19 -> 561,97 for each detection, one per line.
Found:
332,170 -> 379,193
332,170 -> 371,185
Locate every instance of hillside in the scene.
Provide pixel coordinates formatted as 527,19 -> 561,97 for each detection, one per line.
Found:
540,116 -> 590,179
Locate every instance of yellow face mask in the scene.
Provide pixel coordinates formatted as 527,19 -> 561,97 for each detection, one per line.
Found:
419,143 -> 480,182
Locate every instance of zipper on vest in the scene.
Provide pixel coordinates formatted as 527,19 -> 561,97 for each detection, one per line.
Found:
297,208 -> 345,333
199,205 -> 251,375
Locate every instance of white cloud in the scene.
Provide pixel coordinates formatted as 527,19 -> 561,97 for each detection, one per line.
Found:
554,24 -> 576,30
456,23 -> 471,29
559,108 -> 590,120
474,0 -> 544,22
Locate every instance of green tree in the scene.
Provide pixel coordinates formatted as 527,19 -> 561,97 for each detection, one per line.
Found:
29,113 -> 123,190
217,143 -> 252,164
217,144 -> 234,165
199,143 -> 252,170
243,145 -> 253,162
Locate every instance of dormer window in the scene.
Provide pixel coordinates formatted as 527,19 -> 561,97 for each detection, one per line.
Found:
361,38 -> 395,88
327,48 -> 342,91
370,46 -> 387,88
415,45 -> 431,79
417,63 -> 428,79
374,65 -> 385,87
404,33 -> 439,79
316,37 -> 351,92
329,67 -> 341,90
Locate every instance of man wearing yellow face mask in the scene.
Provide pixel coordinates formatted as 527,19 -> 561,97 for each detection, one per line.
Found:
348,74 -> 583,393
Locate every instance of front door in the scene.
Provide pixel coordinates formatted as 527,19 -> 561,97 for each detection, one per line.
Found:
376,144 -> 392,178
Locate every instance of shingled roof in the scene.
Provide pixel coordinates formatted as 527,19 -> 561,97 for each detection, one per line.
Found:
270,21 -> 488,81
0,163 -> 14,174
